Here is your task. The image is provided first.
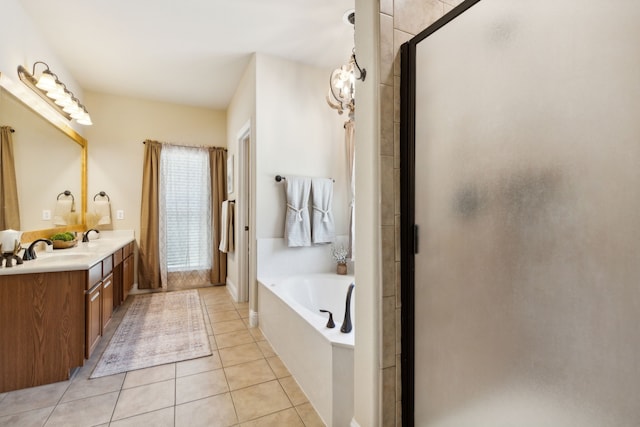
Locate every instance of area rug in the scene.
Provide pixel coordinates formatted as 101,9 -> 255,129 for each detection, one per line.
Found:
90,289 -> 211,378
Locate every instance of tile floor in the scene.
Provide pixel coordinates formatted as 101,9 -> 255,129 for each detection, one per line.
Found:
0,286 -> 326,427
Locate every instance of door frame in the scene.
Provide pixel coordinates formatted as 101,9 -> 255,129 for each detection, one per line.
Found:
237,120 -> 252,303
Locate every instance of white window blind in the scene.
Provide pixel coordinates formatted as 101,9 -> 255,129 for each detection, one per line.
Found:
160,145 -> 212,272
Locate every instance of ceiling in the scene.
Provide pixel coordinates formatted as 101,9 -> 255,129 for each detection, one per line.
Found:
18,0 -> 356,109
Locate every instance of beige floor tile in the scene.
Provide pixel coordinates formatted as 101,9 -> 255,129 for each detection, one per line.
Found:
209,334 -> 218,350
295,403 -> 326,427
175,393 -> 238,427
175,369 -> 228,404
61,373 -> 125,403
176,352 -> 222,377
44,391 -> 119,427
234,302 -> 250,310
208,309 -> 241,323
216,329 -> 255,348
110,406 -> 174,427
212,319 -> 247,335
266,356 -> 291,378
248,327 -> 265,341
256,340 -> 276,358
224,359 -> 276,391
219,343 -> 264,367
0,406 -> 53,427
112,379 -> 175,421
231,380 -> 292,422
122,363 -> 175,389
206,302 -> 237,314
239,408 -> 304,427
0,381 -> 69,417
279,376 -> 308,406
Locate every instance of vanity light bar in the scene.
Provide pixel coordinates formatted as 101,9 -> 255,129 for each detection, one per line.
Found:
17,63 -> 92,126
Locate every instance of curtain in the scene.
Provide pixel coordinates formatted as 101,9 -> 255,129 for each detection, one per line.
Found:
138,140 -> 162,289
345,119 -> 355,259
160,144 -> 213,290
0,126 -> 20,230
210,147 -> 227,284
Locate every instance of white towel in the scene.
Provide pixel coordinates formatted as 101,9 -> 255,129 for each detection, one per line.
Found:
284,177 -> 311,247
53,199 -> 72,226
311,178 -> 335,244
219,200 -> 235,253
93,200 -> 112,225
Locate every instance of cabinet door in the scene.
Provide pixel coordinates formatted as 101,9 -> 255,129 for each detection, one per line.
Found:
102,273 -> 113,329
122,255 -> 133,302
85,283 -> 102,359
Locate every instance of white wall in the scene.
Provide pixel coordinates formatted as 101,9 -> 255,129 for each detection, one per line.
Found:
353,0 -> 381,425
0,0 -> 84,134
254,54 -> 349,239
226,55 -> 257,301
84,91 -> 227,243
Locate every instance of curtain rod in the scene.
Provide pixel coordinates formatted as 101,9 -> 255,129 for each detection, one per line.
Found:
142,140 -> 226,150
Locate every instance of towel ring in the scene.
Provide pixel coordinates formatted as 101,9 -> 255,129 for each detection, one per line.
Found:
93,191 -> 110,202
57,190 -> 74,202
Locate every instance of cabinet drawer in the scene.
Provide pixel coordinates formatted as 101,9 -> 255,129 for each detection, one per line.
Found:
87,262 -> 102,290
123,242 -> 133,258
103,255 -> 113,276
113,248 -> 123,266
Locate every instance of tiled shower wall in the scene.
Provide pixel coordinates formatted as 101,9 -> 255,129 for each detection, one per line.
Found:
377,0 -> 464,425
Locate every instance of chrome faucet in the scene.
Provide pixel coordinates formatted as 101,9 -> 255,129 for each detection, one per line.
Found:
340,283 -> 355,333
22,239 -> 53,261
82,228 -> 100,242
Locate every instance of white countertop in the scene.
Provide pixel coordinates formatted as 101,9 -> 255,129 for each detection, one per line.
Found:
0,230 -> 135,276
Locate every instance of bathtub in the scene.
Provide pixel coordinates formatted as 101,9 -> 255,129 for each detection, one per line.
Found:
258,274 -> 355,427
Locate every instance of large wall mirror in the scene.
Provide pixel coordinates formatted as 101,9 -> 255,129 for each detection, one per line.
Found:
0,72 -> 86,241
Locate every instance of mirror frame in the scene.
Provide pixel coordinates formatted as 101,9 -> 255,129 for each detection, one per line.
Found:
0,71 -> 87,242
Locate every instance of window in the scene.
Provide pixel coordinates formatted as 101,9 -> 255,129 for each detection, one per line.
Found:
160,145 -> 212,272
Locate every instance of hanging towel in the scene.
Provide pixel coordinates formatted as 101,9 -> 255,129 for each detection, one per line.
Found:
219,200 -> 235,253
93,200 -> 112,225
284,177 -> 312,247
53,199 -> 72,226
311,178 -> 335,244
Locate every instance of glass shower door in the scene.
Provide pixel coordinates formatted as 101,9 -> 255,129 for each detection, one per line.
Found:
404,1 -> 640,425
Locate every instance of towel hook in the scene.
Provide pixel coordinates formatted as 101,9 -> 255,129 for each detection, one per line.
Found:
93,191 -> 110,202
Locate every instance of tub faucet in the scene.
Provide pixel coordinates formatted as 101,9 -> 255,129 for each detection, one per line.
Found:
319,310 -> 336,328
341,283 -> 355,333
22,239 -> 53,261
82,229 -> 100,242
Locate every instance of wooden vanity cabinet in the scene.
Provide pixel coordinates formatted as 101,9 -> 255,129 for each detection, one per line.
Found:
0,271 -> 85,392
85,282 -> 102,359
112,241 -> 134,307
84,254 -> 115,359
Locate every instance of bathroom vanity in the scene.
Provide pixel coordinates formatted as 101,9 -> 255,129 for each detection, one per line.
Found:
0,232 -> 135,393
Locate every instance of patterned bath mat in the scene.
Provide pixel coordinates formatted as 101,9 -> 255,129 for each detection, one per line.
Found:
91,289 -> 211,378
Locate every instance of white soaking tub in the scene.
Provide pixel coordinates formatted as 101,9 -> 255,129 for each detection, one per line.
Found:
258,274 -> 355,427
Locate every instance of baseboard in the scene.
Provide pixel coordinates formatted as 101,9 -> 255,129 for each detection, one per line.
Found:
226,276 -> 239,301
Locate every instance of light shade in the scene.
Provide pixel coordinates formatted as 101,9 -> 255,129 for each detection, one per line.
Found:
35,70 -> 57,91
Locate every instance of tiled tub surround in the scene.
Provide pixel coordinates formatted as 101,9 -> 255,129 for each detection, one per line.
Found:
258,274 -> 355,427
0,286 -> 324,426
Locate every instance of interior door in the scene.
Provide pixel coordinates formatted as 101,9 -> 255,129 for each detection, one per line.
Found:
402,1 -> 640,425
